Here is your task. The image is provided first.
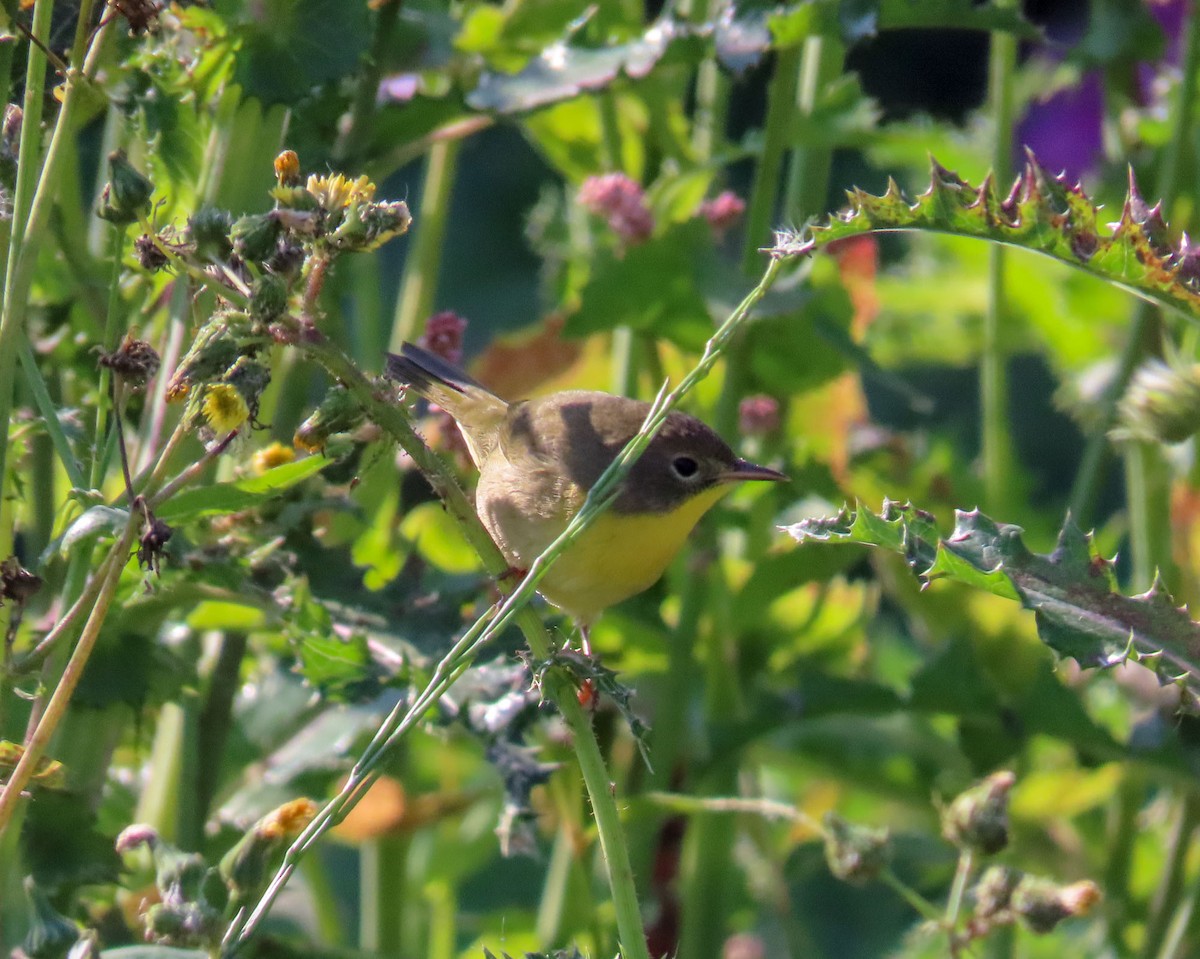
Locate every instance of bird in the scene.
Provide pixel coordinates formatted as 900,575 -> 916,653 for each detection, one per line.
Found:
385,341 -> 787,628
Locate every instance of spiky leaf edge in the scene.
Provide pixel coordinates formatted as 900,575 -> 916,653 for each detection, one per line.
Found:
771,152 -> 1200,322
786,500 -> 1200,709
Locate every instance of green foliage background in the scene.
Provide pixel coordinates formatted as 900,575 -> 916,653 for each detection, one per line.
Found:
1,2 -> 1199,959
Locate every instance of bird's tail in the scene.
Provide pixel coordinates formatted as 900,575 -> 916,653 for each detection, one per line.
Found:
384,342 -> 507,464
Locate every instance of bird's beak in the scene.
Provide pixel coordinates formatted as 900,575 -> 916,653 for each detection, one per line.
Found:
720,458 -> 788,483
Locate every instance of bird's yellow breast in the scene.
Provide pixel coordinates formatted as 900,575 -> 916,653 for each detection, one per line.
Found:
532,483 -> 733,624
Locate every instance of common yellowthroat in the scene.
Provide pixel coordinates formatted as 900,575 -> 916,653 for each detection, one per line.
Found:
386,342 -> 786,625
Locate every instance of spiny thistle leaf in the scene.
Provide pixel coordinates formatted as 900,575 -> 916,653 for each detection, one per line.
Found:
787,501 -> 1200,707
772,153 -> 1200,321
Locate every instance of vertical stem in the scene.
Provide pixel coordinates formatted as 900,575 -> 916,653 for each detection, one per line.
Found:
359,834 -> 411,954
741,45 -> 801,276
1140,793 -> 1200,959
982,0 -> 1018,514
91,223 -> 130,488
334,0 -> 400,166
0,0 -> 55,551
1126,441 -> 1173,592
944,848 -> 975,951
689,0 -> 729,163
388,139 -> 460,351
783,35 -> 845,222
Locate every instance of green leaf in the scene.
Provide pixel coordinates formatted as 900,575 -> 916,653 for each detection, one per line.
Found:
400,501 -> 482,575
786,501 -> 1200,704
467,16 -> 705,114
156,456 -> 328,523
57,505 -> 130,555
773,155 -> 1200,324
566,219 -> 715,348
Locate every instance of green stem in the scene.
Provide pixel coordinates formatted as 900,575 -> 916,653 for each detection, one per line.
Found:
982,0 -> 1018,514
91,223 -> 130,488
333,0 -> 400,166
742,45 -> 801,276
1158,869 -> 1200,959
359,834 -> 409,954
388,139 -> 460,351
1125,440 -> 1173,592
0,0 -> 56,555
783,35 -> 845,222
944,848 -> 975,949
195,631 -> 249,826
1140,793 -> 1200,959
0,519 -> 138,837
0,10 -> 112,534
1105,773 -> 1144,954
689,4 -> 729,162
297,854 -> 345,946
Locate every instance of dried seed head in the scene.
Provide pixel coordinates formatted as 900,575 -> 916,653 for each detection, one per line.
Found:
99,334 -> 161,387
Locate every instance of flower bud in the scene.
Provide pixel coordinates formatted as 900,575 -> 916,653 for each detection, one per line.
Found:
419,311 -> 467,365
294,385 -> 365,453
274,150 -> 301,188
96,150 -> 154,225
700,190 -> 746,235
1011,876 -> 1101,933
738,395 -> 780,435
579,173 -> 654,244
231,213 -> 282,263
165,320 -> 242,401
1116,359 -> 1200,443
823,812 -> 889,885
219,798 -> 318,906
253,441 -> 296,473
187,206 -> 234,260
249,273 -> 288,321
973,864 -> 1022,918
942,770 -> 1015,855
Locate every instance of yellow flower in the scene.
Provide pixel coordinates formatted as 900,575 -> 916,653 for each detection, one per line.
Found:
202,383 -> 249,433
252,441 -> 296,473
259,798 -> 319,839
305,172 -> 376,210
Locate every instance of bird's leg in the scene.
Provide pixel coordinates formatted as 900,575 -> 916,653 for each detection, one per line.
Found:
575,621 -> 597,711
489,565 -> 528,606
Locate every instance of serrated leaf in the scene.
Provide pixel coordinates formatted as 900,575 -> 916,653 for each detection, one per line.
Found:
156,456 -> 328,523
785,501 -> 1200,704
773,155 -> 1200,323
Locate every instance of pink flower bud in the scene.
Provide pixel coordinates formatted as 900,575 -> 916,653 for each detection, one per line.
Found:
579,173 -> 654,244
739,395 -> 780,435
700,190 -> 746,235
420,311 -> 468,366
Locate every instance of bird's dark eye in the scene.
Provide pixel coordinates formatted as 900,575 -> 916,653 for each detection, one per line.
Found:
671,455 -> 700,479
